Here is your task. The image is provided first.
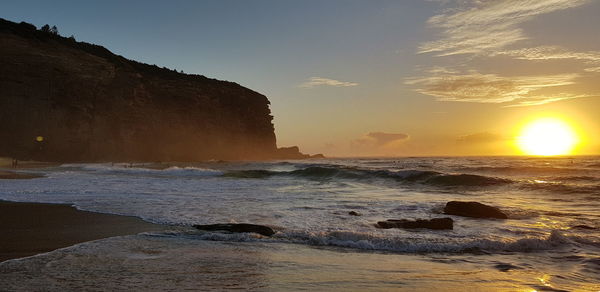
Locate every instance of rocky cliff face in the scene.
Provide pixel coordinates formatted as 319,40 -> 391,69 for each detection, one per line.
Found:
0,19 -> 283,162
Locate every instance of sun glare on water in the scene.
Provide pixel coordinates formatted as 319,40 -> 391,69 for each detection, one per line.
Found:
516,117 -> 579,156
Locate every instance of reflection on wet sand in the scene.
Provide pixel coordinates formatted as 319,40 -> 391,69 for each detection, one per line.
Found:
1,234 -> 598,291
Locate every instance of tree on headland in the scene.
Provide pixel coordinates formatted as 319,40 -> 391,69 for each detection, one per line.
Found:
40,24 -> 59,35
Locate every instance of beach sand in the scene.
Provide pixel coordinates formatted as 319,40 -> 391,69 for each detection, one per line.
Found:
0,200 -> 167,262
0,171 -> 44,179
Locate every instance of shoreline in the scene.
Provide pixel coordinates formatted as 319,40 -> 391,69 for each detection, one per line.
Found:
0,200 -> 168,262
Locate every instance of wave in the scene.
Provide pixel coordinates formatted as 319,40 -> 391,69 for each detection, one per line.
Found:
424,174 -> 511,187
223,166 -> 511,187
456,166 -> 591,175
521,181 -> 600,194
222,169 -> 275,178
60,163 -> 222,177
183,229 -> 589,254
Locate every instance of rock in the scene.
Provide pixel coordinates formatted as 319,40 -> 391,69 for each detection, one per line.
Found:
193,223 -> 275,236
493,263 -> 520,272
0,18 -> 285,162
348,211 -> 361,216
571,225 -> 596,230
274,146 -> 310,159
376,218 -> 453,230
443,201 -> 508,219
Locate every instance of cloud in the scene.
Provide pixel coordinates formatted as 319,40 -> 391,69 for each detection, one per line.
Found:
351,132 -> 409,155
419,0 -> 591,56
492,46 -> 600,63
584,67 -> 600,73
411,0 -> 599,107
299,77 -> 359,88
457,132 -> 504,143
363,132 -> 409,145
406,70 -> 580,105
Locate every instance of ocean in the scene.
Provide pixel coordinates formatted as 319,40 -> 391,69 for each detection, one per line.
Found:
1,157 -> 599,291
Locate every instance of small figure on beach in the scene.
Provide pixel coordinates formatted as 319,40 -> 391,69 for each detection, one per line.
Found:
11,159 -> 18,168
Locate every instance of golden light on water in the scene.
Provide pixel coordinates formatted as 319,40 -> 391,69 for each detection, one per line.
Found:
516,117 -> 579,156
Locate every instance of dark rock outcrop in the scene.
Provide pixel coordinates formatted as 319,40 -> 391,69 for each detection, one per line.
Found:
0,18 -> 289,162
571,225 -> 596,230
193,223 -> 275,236
376,218 -> 453,230
493,263 -> 520,272
348,211 -> 361,216
274,146 -> 309,159
444,201 -> 508,219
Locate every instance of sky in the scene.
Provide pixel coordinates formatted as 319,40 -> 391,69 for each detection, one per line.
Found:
3,0 -> 600,156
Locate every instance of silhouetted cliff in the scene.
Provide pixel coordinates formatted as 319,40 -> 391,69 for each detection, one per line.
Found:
0,18 -> 299,162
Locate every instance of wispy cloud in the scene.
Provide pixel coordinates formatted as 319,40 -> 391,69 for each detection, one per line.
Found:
350,132 -> 409,155
584,67 -> 600,73
410,0 -> 598,106
299,77 -> 358,88
419,0 -> 591,56
457,132 -> 504,143
406,70 -> 580,105
493,46 -> 600,63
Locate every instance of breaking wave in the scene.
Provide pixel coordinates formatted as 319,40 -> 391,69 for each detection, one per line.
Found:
60,163 -> 222,177
223,166 -> 511,187
181,229 -> 589,254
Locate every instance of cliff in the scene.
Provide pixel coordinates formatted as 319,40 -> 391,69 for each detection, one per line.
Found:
0,18 -> 307,162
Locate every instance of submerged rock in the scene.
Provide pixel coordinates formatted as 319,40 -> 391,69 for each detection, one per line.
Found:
376,218 -> 453,230
192,223 -> 275,236
348,211 -> 362,216
493,263 -> 520,272
444,201 -> 508,219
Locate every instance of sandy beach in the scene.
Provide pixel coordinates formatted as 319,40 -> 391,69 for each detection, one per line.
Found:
0,171 -> 44,179
0,200 -> 167,262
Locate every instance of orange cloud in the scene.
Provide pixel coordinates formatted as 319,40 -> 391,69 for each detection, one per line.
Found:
299,77 -> 358,88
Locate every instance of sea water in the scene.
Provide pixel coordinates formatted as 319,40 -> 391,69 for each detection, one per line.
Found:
0,157 -> 599,291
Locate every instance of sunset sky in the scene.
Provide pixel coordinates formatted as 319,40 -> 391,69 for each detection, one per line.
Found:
4,0 -> 600,156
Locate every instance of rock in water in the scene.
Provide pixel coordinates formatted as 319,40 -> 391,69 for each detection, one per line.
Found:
571,225 -> 596,230
444,201 -> 508,219
376,218 -> 453,230
348,211 -> 361,216
193,223 -> 275,236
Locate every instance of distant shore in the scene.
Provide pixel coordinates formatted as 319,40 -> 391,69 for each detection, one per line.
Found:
0,200 -> 167,262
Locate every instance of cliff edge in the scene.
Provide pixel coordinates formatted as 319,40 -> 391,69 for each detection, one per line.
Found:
0,19 -> 312,162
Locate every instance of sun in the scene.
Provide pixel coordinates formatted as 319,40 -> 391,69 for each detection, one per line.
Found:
516,117 -> 578,156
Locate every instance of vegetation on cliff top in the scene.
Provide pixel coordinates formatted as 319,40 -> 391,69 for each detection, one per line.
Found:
0,18 -> 256,91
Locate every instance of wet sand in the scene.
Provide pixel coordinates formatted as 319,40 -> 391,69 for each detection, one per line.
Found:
0,158 -> 60,169
0,171 -> 44,179
0,200 -> 167,262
